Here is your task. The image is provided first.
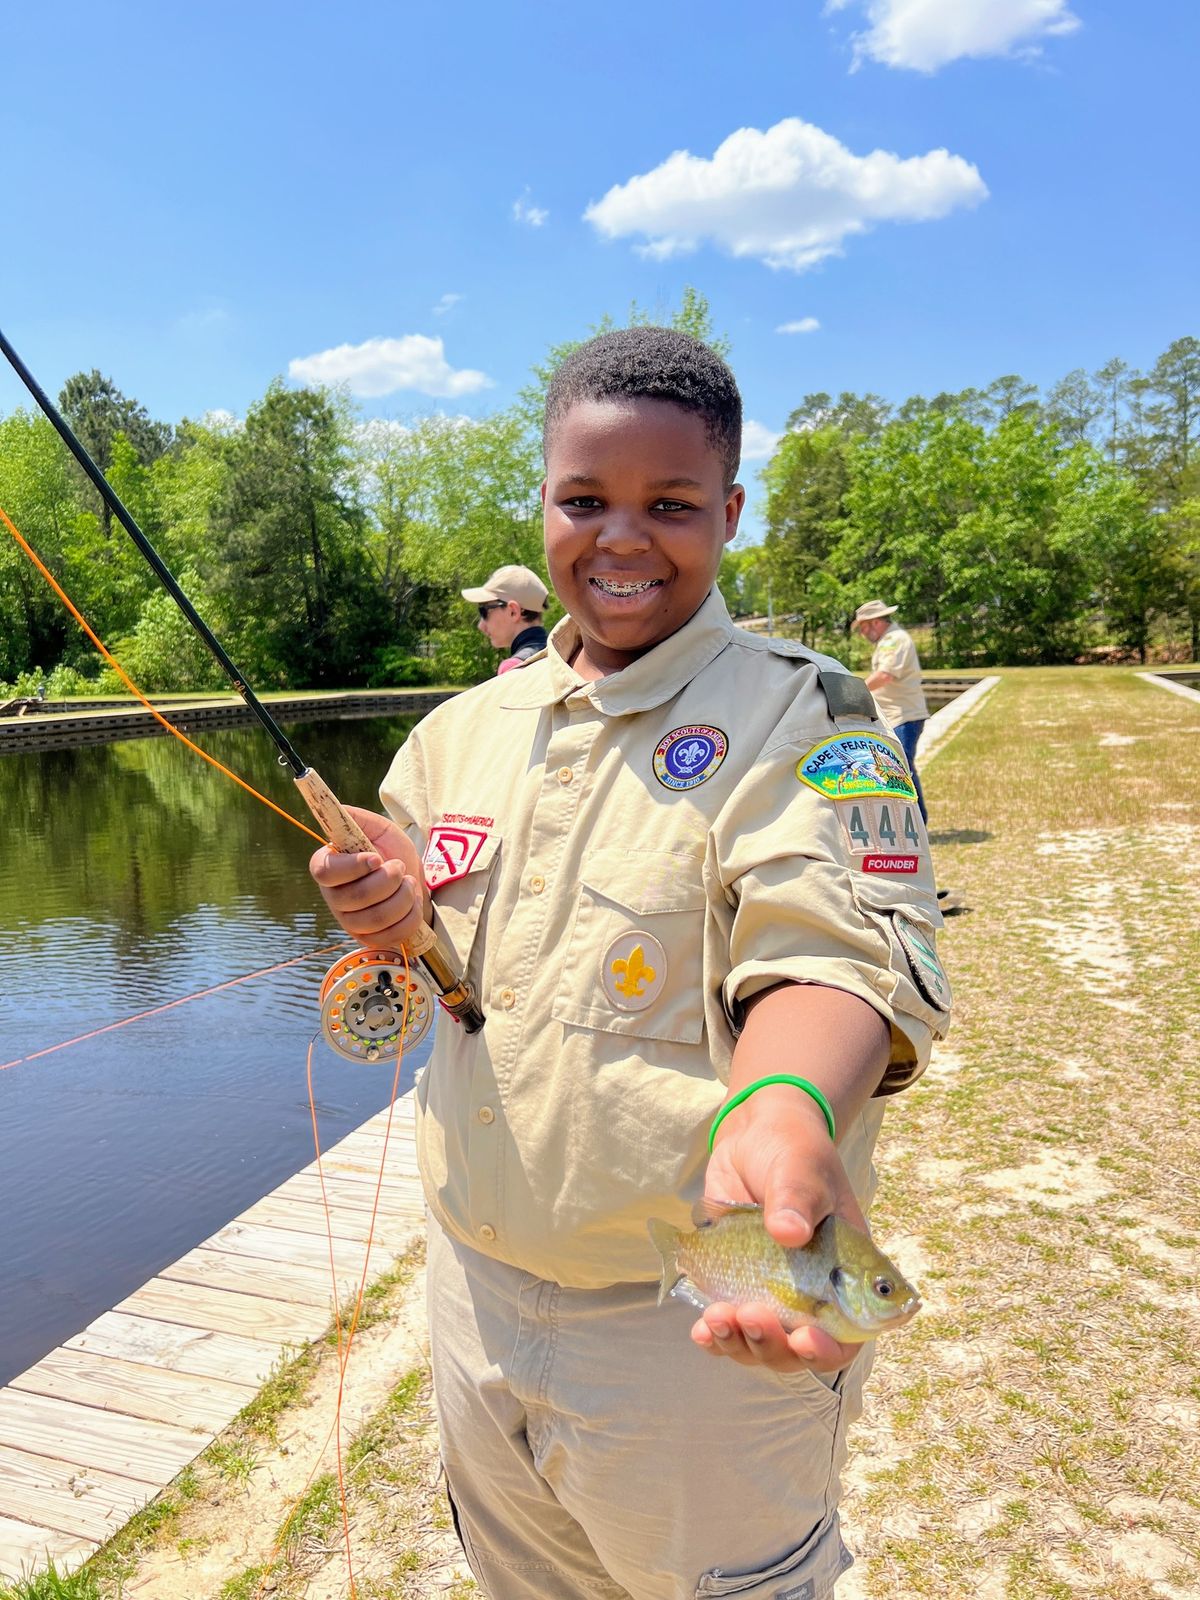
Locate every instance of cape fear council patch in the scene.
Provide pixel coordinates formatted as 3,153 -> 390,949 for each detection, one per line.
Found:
653,725 -> 728,790
796,733 -> 917,802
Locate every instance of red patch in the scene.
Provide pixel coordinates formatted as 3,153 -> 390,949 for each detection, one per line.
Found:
862,854 -> 919,874
423,825 -> 488,889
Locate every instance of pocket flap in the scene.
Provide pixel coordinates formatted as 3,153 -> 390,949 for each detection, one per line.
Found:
579,848 -> 707,916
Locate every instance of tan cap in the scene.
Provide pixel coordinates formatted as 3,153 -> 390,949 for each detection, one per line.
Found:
852,599 -> 899,624
462,564 -> 548,612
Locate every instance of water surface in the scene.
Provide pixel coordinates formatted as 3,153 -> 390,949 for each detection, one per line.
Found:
0,715 -> 431,1386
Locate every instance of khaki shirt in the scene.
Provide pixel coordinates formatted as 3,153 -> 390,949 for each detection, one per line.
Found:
381,590 -> 951,1288
870,623 -> 928,728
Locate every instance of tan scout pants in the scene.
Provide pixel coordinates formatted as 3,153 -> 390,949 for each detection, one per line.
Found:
427,1218 -> 865,1600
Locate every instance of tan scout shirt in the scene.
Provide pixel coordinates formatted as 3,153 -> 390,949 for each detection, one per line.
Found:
380,590 -> 951,1288
871,623 -> 928,728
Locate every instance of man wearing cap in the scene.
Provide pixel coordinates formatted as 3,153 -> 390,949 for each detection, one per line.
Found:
462,565 -> 549,675
853,600 -> 929,823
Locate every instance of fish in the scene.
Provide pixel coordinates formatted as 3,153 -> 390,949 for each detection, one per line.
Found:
646,1202 -> 920,1344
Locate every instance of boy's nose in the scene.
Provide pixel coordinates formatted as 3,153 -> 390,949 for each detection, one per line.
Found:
595,513 -> 652,552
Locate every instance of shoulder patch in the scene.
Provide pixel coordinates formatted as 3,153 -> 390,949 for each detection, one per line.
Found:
817,669 -> 876,722
796,733 -> 917,802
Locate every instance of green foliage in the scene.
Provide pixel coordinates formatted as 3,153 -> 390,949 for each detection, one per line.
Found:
0,1566 -> 103,1600
366,645 -> 439,688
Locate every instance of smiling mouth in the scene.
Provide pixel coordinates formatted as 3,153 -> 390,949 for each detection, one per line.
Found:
589,578 -> 664,597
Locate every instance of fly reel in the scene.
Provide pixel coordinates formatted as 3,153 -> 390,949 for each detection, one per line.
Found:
319,949 -> 436,1063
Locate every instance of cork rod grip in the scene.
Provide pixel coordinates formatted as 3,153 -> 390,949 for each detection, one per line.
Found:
294,767 -> 437,957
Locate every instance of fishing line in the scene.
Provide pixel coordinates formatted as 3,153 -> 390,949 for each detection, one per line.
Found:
0,942 -> 351,1072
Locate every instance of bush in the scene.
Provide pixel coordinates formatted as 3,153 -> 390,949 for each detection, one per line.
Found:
46,664 -> 99,697
365,646 -> 438,689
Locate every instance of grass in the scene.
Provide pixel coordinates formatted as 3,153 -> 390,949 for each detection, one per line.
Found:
841,666 -> 1200,1598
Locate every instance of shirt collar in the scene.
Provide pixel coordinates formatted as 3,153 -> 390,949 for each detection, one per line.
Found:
497,588 -> 737,714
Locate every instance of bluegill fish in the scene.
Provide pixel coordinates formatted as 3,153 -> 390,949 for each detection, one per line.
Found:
647,1202 -> 920,1344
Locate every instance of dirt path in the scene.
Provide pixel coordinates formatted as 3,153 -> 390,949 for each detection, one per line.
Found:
78,667 -> 1200,1600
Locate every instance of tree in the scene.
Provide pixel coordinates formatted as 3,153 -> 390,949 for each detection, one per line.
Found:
207,384 -> 383,686
0,410 -> 86,678
760,426 -> 854,645
1142,336 -> 1200,504
1046,369 -> 1102,445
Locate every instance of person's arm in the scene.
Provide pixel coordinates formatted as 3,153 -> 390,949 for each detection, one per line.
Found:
309,804 -> 433,947
865,666 -> 894,692
692,981 -> 890,1374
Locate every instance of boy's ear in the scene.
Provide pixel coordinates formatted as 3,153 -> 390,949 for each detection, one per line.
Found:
724,483 -> 746,543
539,480 -> 548,506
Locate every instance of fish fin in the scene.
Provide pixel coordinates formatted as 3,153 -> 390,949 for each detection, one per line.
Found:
691,1196 -> 762,1229
647,1218 -> 685,1308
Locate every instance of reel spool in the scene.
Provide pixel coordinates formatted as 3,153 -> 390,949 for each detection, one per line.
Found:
319,949 -> 436,1063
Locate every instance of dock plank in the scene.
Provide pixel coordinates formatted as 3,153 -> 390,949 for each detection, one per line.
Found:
159,1246 -> 350,1308
65,1312 -> 287,1385
0,1514 -> 93,1584
0,1391 -> 202,1483
0,1442 -> 155,1540
10,1349 -> 258,1433
202,1220 -> 376,1275
114,1279 -> 331,1344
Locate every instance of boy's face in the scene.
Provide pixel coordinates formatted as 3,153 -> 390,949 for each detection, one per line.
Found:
542,397 -> 743,678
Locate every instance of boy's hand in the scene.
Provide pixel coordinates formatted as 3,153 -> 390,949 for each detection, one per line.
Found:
692,1086 -> 866,1374
308,805 -> 431,951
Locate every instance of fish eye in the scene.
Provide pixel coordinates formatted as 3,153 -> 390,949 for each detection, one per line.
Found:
873,1277 -> 895,1297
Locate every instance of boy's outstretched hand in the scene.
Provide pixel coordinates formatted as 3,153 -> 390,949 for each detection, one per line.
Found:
308,805 -> 431,951
692,984 -> 889,1376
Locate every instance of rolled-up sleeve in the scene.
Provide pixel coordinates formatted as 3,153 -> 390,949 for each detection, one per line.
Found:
709,718 -> 952,1093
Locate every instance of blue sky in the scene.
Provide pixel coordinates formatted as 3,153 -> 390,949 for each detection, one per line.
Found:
2,0 -> 1195,538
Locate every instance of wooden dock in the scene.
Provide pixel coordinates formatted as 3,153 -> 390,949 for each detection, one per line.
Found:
0,1095 -> 426,1583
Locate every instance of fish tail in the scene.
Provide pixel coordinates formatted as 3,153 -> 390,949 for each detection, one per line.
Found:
646,1218 -> 683,1307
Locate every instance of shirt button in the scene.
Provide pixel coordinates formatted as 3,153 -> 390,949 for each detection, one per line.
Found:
478,1224 -> 497,1243
530,874 -> 545,894
477,1105 -> 495,1124
557,766 -> 574,785
499,987 -> 517,1009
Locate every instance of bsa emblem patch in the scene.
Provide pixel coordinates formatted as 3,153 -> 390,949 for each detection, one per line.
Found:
796,733 -> 916,803
653,725 -> 728,791
601,932 -> 667,1012
894,915 -> 951,1009
422,825 -> 488,890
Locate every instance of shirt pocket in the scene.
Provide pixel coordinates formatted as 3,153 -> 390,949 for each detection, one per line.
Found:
428,832 -> 502,978
850,874 -> 951,1019
551,848 -> 707,1045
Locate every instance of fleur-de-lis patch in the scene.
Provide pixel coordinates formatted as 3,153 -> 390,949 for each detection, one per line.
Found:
612,943 -> 655,998
600,931 -> 668,1013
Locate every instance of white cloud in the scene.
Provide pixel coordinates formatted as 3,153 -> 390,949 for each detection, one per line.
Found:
288,335 -> 493,399
777,317 -> 821,334
432,292 -> 462,316
513,189 -> 549,227
741,420 -> 782,461
841,0 -> 1080,72
199,407 -> 241,432
584,117 -> 987,272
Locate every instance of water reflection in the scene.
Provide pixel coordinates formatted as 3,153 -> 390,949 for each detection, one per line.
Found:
0,715 -> 429,1385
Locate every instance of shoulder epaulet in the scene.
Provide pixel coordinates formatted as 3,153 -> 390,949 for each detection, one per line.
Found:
816,668 -> 877,722
765,637 -> 810,659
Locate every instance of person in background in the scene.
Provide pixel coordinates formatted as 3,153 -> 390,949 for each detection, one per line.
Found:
462,564 -> 549,673
854,599 -> 929,823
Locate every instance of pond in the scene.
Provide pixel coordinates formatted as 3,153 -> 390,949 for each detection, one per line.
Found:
0,714 -> 432,1388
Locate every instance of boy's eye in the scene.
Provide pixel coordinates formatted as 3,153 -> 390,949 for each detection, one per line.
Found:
654,499 -> 691,513
563,496 -> 602,510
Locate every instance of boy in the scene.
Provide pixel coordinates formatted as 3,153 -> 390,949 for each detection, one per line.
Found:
311,327 -> 950,1600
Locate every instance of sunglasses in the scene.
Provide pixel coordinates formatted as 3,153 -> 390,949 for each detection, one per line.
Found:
477,601 -> 507,619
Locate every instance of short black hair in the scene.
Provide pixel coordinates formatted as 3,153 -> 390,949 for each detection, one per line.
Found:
543,326 -> 743,489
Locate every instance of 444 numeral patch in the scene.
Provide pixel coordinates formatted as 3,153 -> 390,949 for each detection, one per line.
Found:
838,799 -> 924,869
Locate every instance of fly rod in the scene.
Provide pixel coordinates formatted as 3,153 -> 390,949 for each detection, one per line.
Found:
0,325 -> 484,1039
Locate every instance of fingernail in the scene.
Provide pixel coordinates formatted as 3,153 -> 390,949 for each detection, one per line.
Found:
364,854 -> 381,870
744,1323 -> 763,1343
710,1320 -> 731,1339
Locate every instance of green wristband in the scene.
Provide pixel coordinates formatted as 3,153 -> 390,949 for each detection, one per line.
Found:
707,1074 -> 837,1153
